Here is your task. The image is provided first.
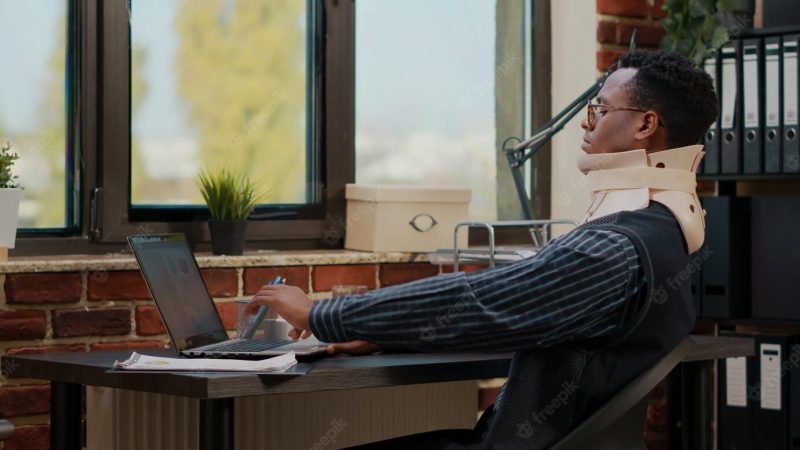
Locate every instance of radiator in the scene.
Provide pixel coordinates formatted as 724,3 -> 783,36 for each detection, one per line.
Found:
86,381 -> 477,450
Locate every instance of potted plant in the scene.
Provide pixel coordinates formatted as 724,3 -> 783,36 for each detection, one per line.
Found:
660,0 -> 743,65
0,142 -> 21,255
197,167 -> 262,255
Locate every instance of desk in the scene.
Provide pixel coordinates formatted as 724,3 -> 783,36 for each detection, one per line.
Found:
1,334 -> 753,450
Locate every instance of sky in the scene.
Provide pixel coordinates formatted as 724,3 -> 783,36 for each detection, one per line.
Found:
0,0 -> 62,134
0,0 -> 496,141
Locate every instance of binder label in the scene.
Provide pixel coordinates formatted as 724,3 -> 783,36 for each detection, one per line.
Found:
760,343 -> 782,410
766,43 -> 780,127
721,47 -> 737,130
725,357 -> 748,407
744,45 -> 760,128
784,42 -> 798,126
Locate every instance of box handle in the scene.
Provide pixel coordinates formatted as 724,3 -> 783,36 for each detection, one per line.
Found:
409,213 -> 438,232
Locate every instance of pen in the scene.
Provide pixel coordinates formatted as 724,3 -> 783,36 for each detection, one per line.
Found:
240,276 -> 282,339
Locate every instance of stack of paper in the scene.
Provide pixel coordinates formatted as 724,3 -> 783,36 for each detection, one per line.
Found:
113,352 -> 297,372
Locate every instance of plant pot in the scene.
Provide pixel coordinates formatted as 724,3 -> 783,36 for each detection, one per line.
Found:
208,220 -> 248,256
0,188 -> 21,249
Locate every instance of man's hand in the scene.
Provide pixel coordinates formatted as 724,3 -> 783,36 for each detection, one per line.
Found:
250,284 -> 314,339
325,340 -> 381,355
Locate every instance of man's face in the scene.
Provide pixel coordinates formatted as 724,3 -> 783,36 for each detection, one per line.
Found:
580,68 -> 645,154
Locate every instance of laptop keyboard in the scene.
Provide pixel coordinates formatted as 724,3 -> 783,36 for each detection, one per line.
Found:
207,339 -> 295,353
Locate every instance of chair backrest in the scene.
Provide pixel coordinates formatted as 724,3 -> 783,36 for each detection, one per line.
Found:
550,336 -> 695,450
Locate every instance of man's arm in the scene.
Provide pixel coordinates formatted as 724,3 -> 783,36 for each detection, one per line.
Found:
309,229 -> 643,353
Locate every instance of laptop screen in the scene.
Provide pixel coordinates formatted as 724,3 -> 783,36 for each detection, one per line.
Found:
128,234 -> 228,351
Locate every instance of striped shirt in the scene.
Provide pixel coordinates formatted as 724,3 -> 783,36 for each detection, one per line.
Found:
309,228 -> 645,353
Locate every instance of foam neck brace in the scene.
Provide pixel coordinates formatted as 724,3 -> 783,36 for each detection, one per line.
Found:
577,145 -> 706,254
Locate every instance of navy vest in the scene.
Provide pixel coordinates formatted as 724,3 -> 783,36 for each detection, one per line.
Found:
482,202 -> 698,449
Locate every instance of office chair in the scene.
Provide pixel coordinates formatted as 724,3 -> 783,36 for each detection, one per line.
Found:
0,420 -> 13,440
550,336 -> 695,450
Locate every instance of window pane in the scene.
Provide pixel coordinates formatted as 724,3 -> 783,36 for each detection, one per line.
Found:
0,1 -> 68,228
356,0 -> 506,221
130,0 -> 308,206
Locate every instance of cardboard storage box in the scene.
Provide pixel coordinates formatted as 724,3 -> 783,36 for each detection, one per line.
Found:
344,184 -> 471,252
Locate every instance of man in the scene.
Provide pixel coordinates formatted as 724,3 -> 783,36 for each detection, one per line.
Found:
251,50 -> 718,449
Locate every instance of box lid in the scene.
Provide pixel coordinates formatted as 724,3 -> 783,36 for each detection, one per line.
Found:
345,184 -> 471,203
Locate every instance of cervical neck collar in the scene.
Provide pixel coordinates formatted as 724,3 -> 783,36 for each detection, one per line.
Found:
577,145 -> 706,254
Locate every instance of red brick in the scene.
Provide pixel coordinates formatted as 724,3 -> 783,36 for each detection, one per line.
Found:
597,0 -> 648,18
134,306 -> 166,336
0,310 -> 46,341
4,273 -> 81,305
597,20 -> 617,44
651,0 -> 667,19
597,49 -> 625,72
616,22 -> 664,47
312,265 -> 377,292
4,424 -> 49,450
243,266 -> 310,294
478,387 -> 500,411
88,271 -> 151,301
5,344 -> 86,355
441,264 -> 489,274
0,385 -> 49,418
379,264 -> 439,287
90,340 -> 166,351
215,301 -> 238,331
201,268 -> 238,297
52,308 -> 130,338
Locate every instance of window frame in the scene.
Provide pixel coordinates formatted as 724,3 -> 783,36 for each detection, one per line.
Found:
12,0 -> 551,256
95,0 -> 352,247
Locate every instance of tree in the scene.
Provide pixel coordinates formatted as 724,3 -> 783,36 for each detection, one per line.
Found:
174,0 -> 307,203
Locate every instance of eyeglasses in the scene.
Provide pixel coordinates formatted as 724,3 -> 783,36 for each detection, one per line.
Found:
586,101 -> 663,128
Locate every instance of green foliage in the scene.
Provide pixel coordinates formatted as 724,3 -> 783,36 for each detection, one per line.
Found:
0,142 -> 20,189
197,168 -> 263,220
660,0 -> 736,65
174,0 -> 306,203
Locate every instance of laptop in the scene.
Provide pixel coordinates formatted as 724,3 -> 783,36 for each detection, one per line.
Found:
128,234 -> 327,359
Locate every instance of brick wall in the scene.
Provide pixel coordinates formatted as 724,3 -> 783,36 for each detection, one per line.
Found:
0,261 -> 485,450
596,0 -> 667,71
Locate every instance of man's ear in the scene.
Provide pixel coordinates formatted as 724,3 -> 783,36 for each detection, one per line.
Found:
634,111 -> 660,140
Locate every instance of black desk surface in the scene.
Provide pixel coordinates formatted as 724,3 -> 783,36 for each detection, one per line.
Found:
1,335 -> 753,400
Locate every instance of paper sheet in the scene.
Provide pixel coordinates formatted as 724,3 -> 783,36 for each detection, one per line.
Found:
113,352 -> 297,372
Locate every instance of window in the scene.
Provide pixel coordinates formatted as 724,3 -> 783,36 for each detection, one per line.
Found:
129,0 -> 312,211
355,0 -> 533,220
0,0 -> 77,232
9,0 -> 549,255
90,0 -> 349,246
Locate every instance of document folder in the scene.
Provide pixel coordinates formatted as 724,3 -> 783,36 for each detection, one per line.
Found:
742,39 -> 763,174
719,356 -> 753,449
703,53 -> 721,174
721,44 -> 742,174
718,331 -> 755,450
764,37 -> 782,173
753,335 -> 800,450
783,35 -> 800,173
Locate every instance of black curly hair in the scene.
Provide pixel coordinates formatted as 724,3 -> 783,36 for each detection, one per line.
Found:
616,50 -> 719,148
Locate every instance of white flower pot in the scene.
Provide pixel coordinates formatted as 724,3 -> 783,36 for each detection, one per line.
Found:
0,188 -> 21,248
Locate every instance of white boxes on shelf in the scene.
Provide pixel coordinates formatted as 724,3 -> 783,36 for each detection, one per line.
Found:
344,184 -> 471,252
